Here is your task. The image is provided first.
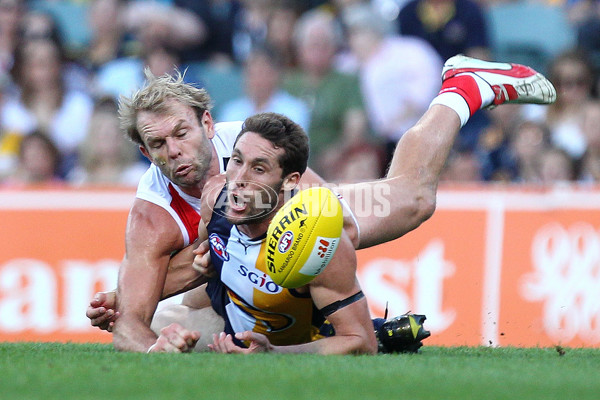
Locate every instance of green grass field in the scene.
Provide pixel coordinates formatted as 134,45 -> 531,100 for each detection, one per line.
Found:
1,343 -> 598,400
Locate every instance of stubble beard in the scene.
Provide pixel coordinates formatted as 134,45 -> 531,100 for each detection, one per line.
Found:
225,181 -> 283,227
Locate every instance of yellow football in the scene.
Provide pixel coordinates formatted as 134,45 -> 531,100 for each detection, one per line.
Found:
265,187 -> 343,288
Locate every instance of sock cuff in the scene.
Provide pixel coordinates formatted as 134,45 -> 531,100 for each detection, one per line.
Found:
429,92 -> 470,127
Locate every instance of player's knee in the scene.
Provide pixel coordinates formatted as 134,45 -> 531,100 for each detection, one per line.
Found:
418,191 -> 437,221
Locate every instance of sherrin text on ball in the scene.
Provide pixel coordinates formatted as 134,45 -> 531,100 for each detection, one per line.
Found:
265,187 -> 343,288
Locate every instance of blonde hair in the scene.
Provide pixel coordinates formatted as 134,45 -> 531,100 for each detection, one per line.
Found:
118,68 -> 213,145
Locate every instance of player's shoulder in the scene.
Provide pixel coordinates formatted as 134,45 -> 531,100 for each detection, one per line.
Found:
212,121 -> 243,160
127,197 -> 183,247
214,120 -> 243,140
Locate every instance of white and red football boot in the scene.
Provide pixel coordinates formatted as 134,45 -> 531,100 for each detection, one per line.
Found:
439,54 -> 557,116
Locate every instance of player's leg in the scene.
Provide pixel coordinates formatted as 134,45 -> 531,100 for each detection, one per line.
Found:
342,55 -> 556,249
150,285 -> 225,352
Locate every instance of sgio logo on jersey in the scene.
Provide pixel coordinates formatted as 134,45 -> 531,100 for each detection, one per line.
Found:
237,265 -> 282,294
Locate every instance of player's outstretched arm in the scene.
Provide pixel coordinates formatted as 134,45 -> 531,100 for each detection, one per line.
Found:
302,230 -> 378,355
112,199 -> 185,352
86,222 -> 212,332
209,230 -> 377,355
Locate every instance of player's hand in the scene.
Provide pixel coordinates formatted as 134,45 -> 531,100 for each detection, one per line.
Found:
208,331 -> 272,354
86,291 -> 120,332
147,323 -> 200,353
193,240 -> 216,278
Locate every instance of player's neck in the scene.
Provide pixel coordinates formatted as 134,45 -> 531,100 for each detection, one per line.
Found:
238,219 -> 270,240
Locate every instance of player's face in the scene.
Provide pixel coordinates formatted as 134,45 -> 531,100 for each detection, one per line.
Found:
225,132 -> 291,227
138,99 -> 215,194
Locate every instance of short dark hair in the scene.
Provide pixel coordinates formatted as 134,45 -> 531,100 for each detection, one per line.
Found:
236,112 -> 309,177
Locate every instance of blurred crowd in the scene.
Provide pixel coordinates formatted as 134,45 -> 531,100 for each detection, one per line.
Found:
0,0 -> 599,188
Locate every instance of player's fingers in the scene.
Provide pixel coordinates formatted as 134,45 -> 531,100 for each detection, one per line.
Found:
222,334 -> 246,354
214,332 -> 228,353
166,332 -> 189,351
86,306 -> 106,320
212,332 -> 229,353
161,324 -> 198,352
90,309 -> 118,328
193,240 -> 210,255
89,298 -> 103,308
91,291 -> 117,308
160,336 -> 182,353
209,333 -> 220,352
185,331 -> 201,348
151,336 -> 181,353
195,253 -> 216,277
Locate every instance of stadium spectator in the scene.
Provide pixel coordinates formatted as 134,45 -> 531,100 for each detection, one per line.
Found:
579,100 -> 600,182
1,36 -> 94,177
327,140 -> 387,183
67,98 -> 147,187
0,0 -> 24,86
542,49 -> 597,163
0,78 -> 21,180
218,45 -> 310,131
539,147 -> 576,184
93,44 -> 181,101
440,149 -> 483,182
476,105 -> 522,182
85,0 -> 134,72
19,9 -> 92,93
2,130 -> 64,187
396,0 -> 491,152
510,120 -> 552,184
284,9 -> 369,179
568,0 -> 600,73
173,0 -> 243,64
397,0 -> 491,62
341,3 -> 442,164
122,0 -> 205,57
265,1 -> 302,69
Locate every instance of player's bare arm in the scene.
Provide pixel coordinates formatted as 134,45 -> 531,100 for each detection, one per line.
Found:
292,230 -> 377,355
209,230 -> 377,355
112,198 -> 185,352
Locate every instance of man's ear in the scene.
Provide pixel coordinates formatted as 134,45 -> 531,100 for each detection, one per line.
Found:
139,145 -> 151,162
200,110 -> 215,139
282,172 -> 301,191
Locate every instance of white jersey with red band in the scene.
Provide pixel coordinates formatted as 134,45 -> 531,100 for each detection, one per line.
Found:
135,121 -> 242,246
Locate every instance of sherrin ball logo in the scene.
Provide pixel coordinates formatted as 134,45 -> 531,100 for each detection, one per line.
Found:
265,187 -> 343,288
278,231 -> 294,253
